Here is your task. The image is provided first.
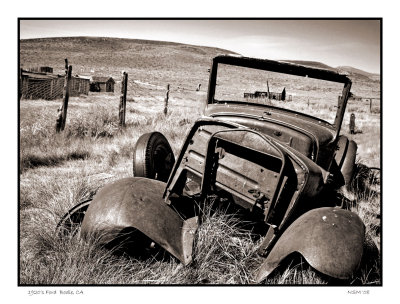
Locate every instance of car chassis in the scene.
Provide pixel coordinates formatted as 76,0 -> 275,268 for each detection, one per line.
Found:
57,55 -> 370,283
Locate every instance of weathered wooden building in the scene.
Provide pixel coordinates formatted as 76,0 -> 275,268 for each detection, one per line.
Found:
21,70 -> 90,100
70,76 -> 90,97
27,66 -> 54,74
244,88 -> 289,101
21,70 -> 64,100
349,95 -> 363,101
90,76 -> 115,92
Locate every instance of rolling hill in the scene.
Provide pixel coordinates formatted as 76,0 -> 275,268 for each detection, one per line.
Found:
282,60 -> 379,82
20,37 -> 379,86
280,60 -> 335,71
336,66 -> 380,82
20,37 -> 237,85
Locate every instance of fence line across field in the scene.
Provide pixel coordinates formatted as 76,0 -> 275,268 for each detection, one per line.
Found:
19,64 -> 381,134
126,80 -> 172,102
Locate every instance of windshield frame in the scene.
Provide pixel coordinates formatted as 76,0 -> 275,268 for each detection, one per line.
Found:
206,55 -> 352,136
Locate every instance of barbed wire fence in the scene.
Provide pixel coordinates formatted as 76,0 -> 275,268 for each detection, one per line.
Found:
127,81 -> 163,102
122,76 -> 203,103
117,76 -> 184,120
21,66 -> 380,134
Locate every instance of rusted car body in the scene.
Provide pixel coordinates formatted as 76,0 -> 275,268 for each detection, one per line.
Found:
58,55 -> 365,282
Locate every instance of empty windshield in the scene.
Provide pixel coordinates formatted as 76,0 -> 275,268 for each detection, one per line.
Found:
214,63 -> 345,125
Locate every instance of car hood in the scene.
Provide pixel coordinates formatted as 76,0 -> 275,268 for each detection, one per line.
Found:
205,103 -> 337,163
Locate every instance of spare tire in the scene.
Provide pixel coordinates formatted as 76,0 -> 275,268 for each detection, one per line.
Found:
133,132 -> 175,182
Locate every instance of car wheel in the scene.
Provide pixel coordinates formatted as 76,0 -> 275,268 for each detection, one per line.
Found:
133,132 -> 175,182
56,199 -> 92,237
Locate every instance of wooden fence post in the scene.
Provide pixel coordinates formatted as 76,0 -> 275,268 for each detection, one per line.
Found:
56,60 -> 72,132
119,71 -> 128,127
19,68 -> 22,101
164,84 -> 170,115
350,113 -> 355,134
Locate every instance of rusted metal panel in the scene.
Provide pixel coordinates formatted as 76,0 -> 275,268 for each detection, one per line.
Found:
334,136 -> 350,168
209,114 -> 319,160
255,207 -> 365,282
201,130 -> 286,212
81,177 -> 198,265
212,55 -> 351,84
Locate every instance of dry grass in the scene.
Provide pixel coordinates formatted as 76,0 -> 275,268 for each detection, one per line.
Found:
20,204 -> 261,285
19,77 -> 380,285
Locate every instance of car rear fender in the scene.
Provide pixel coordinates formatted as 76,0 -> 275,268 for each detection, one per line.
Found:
255,207 -> 365,282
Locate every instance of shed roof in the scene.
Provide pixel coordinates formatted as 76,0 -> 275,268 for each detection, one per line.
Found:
76,75 -> 92,80
21,70 -> 62,80
72,75 -> 90,82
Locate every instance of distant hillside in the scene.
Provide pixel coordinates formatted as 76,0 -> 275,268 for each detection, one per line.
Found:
336,66 -> 376,77
20,37 -> 379,86
281,60 -> 336,71
282,60 -> 379,82
20,37 -> 243,92
336,66 -> 380,81
20,37 -> 236,78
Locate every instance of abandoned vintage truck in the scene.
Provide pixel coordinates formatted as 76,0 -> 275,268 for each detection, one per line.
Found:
57,55 -> 366,282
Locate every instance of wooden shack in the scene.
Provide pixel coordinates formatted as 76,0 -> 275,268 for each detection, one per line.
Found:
244,88 -> 288,101
348,92 -> 363,101
27,66 -> 54,74
70,76 -> 90,97
349,95 -> 363,101
267,91 -> 283,100
90,76 -> 115,92
20,70 -> 90,100
21,70 -> 64,100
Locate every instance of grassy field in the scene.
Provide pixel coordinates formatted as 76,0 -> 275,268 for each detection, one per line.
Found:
19,37 -> 381,285
19,93 -> 381,285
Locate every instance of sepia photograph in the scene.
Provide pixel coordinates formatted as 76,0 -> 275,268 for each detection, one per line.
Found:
18,18 -> 381,288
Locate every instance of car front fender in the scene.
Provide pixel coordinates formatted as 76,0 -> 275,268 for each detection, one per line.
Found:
255,207 -> 365,282
81,177 -> 198,265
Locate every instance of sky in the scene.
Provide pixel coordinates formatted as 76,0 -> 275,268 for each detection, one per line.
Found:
19,19 -> 381,74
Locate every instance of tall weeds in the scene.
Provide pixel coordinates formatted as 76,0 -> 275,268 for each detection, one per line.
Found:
19,94 -> 380,285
